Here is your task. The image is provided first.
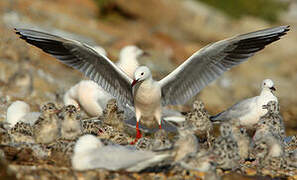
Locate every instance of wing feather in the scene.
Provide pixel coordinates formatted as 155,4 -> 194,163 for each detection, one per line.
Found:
15,28 -> 134,106
159,26 -> 289,105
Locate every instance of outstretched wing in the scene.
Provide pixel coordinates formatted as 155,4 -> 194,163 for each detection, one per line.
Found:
159,26 -> 289,105
15,28 -> 134,106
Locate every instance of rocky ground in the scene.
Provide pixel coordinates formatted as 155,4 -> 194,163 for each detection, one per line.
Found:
0,0 -> 297,179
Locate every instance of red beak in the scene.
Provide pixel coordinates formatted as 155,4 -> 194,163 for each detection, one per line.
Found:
131,79 -> 138,87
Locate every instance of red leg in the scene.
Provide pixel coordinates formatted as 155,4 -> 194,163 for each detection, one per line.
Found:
135,121 -> 142,139
130,121 -> 142,145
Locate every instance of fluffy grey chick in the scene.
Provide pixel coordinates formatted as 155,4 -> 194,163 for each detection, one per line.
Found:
260,101 -> 285,140
231,124 -> 250,161
252,135 -> 284,166
253,107 -> 284,158
212,122 -> 240,170
149,129 -> 172,151
33,103 -> 61,144
136,129 -> 172,151
9,121 -> 34,143
186,100 -> 213,147
103,99 -> 125,131
60,105 -> 82,140
174,121 -> 199,162
180,150 -> 220,180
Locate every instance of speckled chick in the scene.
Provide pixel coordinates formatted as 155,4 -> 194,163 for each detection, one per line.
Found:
252,136 -> 284,166
46,138 -> 76,166
260,101 -> 285,140
212,122 -> 240,170
103,99 -> 125,131
9,121 -> 34,143
60,105 -> 82,140
231,124 -> 250,160
33,103 -> 61,144
174,121 -> 199,162
186,100 -> 213,145
149,129 -> 172,151
81,119 -> 102,136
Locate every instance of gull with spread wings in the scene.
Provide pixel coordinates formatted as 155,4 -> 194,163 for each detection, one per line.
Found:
15,26 -> 289,142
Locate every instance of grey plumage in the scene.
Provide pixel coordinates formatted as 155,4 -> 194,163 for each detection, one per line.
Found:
15,26 -> 289,107
15,29 -> 133,106
159,26 -> 289,105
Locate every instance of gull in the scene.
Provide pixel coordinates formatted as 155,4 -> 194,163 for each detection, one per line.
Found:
71,134 -> 170,172
6,101 -> 30,128
210,79 -> 278,128
15,26 -> 289,141
63,45 -> 145,116
5,100 -> 40,128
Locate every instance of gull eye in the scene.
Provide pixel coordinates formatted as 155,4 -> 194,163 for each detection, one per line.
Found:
264,83 -> 266,85
141,72 -> 144,75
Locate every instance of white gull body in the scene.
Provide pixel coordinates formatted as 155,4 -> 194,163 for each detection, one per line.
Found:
5,100 -> 40,127
210,79 -> 278,128
72,134 -> 170,171
15,26 -> 289,139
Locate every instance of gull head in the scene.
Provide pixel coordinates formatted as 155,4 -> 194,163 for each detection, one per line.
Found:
74,134 -> 103,154
261,79 -> 276,91
120,45 -> 146,60
131,66 -> 152,87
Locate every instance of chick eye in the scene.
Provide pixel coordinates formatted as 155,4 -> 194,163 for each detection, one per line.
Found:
141,72 -> 144,75
264,83 -> 266,85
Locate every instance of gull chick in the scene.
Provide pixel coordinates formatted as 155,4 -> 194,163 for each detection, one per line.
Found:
211,79 -> 278,128
15,26 -> 289,141
60,105 -> 82,140
212,122 -> 241,170
33,103 -> 61,144
260,101 -> 285,140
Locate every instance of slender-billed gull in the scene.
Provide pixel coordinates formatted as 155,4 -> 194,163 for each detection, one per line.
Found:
71,134 -> 170,171
15,26 -> 289,141
211,79 -> 278,128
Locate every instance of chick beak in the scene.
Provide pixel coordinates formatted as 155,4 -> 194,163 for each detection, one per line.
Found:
270,86 -> 276,91
131,79 -> 138,87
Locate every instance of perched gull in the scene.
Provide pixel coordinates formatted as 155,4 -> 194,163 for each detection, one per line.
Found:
63,45 -> 144,116
15,26 -> 289,141
210,79 -> 278,128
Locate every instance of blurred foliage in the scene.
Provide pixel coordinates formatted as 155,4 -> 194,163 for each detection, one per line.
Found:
197,0 -> 289,22
93,0 -> 115,16
93,0 -> 135,19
